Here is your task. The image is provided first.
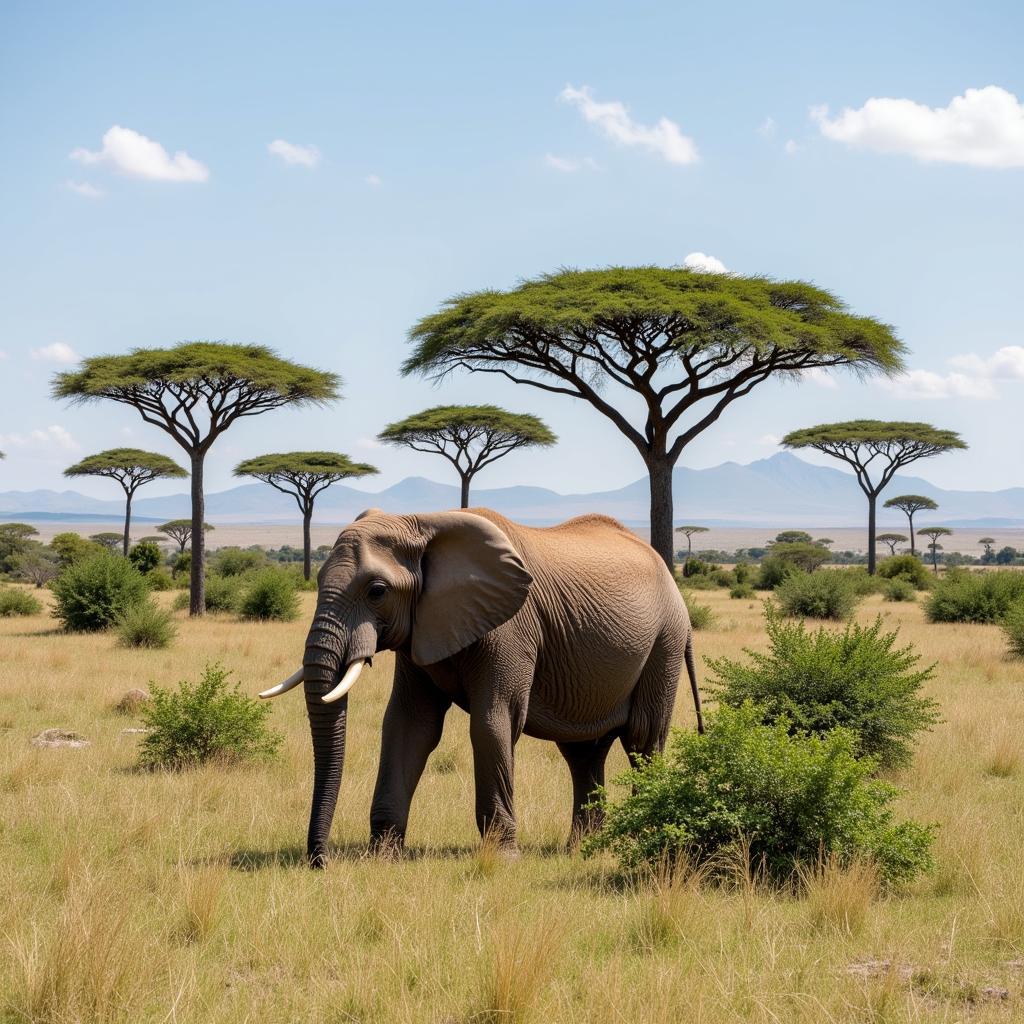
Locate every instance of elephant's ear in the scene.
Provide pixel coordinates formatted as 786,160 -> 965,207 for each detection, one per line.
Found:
411,512 -> 532,667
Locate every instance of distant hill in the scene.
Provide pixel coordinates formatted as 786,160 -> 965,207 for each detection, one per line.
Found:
1,452 -> 1020,527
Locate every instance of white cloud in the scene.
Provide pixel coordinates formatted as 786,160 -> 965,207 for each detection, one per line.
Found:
812,86 -> 1024,168
71,126 -> 209,182
805,366 -> 839,390
354,436 -> 384,450
758,433 -> 782,446
784,139 -> 799,155
879,369 -> 997,400
31,342 -> 80,363
682,252 -> 728,274
544,153 -> 598,173
559,85 -> 698,165
268,139 -> 321,168
948,345 -> 1024,380
757,117 -> 776,138
0,425 -> 80,452
65,180 -> 104,199
364,174 -> 382,186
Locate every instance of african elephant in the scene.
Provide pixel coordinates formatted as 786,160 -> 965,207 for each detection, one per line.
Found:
260,507 -> 703,868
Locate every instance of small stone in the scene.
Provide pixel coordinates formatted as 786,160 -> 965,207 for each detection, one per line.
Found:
980,986 -> 1009,1001
32,728 -> 89,749
114,689 -> 150,714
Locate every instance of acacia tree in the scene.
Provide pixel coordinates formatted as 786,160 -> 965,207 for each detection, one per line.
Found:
783,422 -> 966,574
158,519 -> 213,553
53,342 -> 340,614
883,495 -> 938,557
64,448 -> 187,555
877,532 -> 909,557
919,526 -> 953,572
675,525 -> 709,558
979,537 -> 996,562
234,452 -> 378,579
377,405 -> 555,508
403,268 -> 903,568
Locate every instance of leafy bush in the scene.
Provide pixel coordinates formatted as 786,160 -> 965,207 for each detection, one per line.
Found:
733,562 -> 754,585
584,703 -> 934,884
681,558 -> 718,579
924,569 -> 1024,624
146,568 -> 174,591
278,563 -> 319,591
709,569 -> 733,588
116,600 -> 177,649
0,586 -> 42,617
775,570 -> 860,621
238,568 -> 299,621
172,551 -> 191,578
210,547 -> 266,577
172,574 -> 241,613
708,608 -> 939,770
884,578 -> 917,602
137,663 -> 282,770
128,540 -> 162,574
877,554 -> 931,590
1002,601 -> 1024,659
50,532 -> 104,566
729,583 -> 755,600
757,544 -> 831,590
51,552 -> 149,632
682,596 -> 716,631
845,568 -> 883,597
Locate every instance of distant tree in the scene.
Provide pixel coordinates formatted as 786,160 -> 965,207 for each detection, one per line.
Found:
53,342 -> 340,614
877,533 -> 909,557
773,530 -> 813,545
979,537 -> 996,563
128,540 -> 162,574
89,532 -> 125,552
917,526 -> 953,573
675,525 -> 710,558
64,449 -> 187,556
158,519 -> 214,554
784,422 -> 966,574
139,535 -> 167,546
815,537 -> 835,548
995,546 -> 1019,566
883,495 -> 938,557
233,452 -> 378,579
11,544 -> 60,587
377,405 -> 555,509
403,268 -> 904,568
50,532 -> 102,566
0,523 -> 39,573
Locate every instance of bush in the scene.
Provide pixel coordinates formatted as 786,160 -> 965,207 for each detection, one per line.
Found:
924,569 -> 1024,624
877,554 -> 931,590
51,552 -> 149,632
584,703 -> 934,884
710,569 -> 733,588
681,558 -> 718,579
682,596 -> 716,631
172,551 -> 191,578
1002,601 -> 1024,659
116,600 -> 177,649
146,568 -> 174,591
172,574 -> 241,613
708,608 -> 939,771
0,586 -> 42,617
845,568 -> 883,597
210,547 -> 266,577
238,568 -> 299,621
278,563 -> 319,591
729,582 -> 755,600
733,562 -> 754,585
128,540 -> 162,574
775,570 -> 860,621
884,578 -> 917,602
137,663 -> 282,770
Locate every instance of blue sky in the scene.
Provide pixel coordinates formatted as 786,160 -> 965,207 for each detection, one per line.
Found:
1,0 -> 1021,502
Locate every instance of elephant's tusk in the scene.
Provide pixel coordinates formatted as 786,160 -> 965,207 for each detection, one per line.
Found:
258,667 -> 304,699
321,659 -> 367,704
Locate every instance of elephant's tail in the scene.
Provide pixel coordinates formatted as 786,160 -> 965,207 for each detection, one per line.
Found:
685,631 -> 704,734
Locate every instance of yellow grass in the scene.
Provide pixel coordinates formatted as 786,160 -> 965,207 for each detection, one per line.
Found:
2,585 -> 1023,1021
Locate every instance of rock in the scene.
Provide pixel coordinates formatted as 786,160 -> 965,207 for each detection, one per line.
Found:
32,728 -> 89,749
114,688 -> 150,714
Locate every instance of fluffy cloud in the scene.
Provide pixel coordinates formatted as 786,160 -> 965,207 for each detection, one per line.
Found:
544,153 -> 598,173
757,117 -> 776,138
65,180 -> 104,199
31,342 -> 80,363
879,369 -> 997,400
812,86 -> 1024,168
682,252 -> 728,274
268,140 -> 321,167
0,425 -> 80,452
71,126 -> 209,182
758,433 -> 782,446
804,367 -> 839,390
560,85 -> 698,165
364,174 -> 382,186
948,345 -> 1024,379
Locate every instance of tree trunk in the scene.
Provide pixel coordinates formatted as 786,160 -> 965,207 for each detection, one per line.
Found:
647,454 -> 675,571
122,490 -> 132,557
302,504 -> 313,581
460,473 -> 470,509
908,511 -> 916,556
686,536 -> 692,557
867,493 -> 877,575
189,452 -> 205,616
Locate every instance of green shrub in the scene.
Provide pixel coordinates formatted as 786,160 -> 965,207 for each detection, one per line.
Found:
775,570 -> 859,620
584,703 -> 934,884
0,587 -> 42,617
729,583 -> 755,600
210,547 -> 266,577
172,551 -> 191,578
1002,601 -> 1024,659
146,568 -> 174,591
734,562 -> 754,585
278,563 -> 319,591
127,540 -> 161,574
884,578 -> 917,602
877,554 -> 931,590
238,568 -> 299,621
708,608 -> 939,770
710,569 -> 733,588
682,596 -> 716,631
676,573 -> 718,592
924,569 -> 1024,624
137,663 -> 282,770
172,574 -> 241,613
51,552 -> 149,632
116,600 -> 177,649
845,568 -> 883,596
681,558 -> 719,579
50,531 -> 104,566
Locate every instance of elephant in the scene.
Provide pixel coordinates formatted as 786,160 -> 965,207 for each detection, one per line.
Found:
260,507 -> 704,868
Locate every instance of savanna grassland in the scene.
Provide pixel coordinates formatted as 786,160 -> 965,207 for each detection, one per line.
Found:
2,585 -> 1023,1023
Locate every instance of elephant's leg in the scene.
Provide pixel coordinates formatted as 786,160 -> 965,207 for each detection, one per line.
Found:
370,657 -> 451,852
558,733 -> 616,847
622,629 -> 683,765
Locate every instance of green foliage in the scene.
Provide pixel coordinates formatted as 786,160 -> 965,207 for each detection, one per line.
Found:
878,554 -> 931,589
146,568 -> 174,591
278,563 -> 319,591
172,551 -> 191,577
884,494 -> 938,516
172,574 -> 241,613
50,532 -> 103,566
238,568 -> 299,621
784,421 -> 965,452
210,546 -> 266,577
128,540 -> 162,574
774,530 -> 813,545
758,543 -> 830,589
116,600 -> 177,649
733,562 -> 754,584
683,597 -> 716,631
925,569 -> 1024,624
843,568 -> 884,596
884,578 -> 917,602
775,570 -> 860,620
63,448 -> 186,482
0,523 -> 39,573
10,545 -> 60,587
136,663 -> 282,770
0,586 -> 42,617
1002,602 -> 1024,659
730,583 -> 755,600
681,558 -> 718,578
160,520 -> 213,552
584,703 -> 934,884
89,532 -> 124,551
51,552 -> 149,632
708,609 -> 939,770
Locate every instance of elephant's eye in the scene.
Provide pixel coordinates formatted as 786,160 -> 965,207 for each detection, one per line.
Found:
366,581 -> 388,601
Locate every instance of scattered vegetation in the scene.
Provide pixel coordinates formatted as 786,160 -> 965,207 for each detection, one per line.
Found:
127,540 -> 162,574
0,586 -> 42,617
883,577 -> 917,602
238,568 -> 300,621
924,569 -> 1024,624
774,569 -> 860,620
679,593 -> 716,631
877,553 -> 932,590
50,551 -> 149,632
1002,601 -> 1024,659
116,600 -> 178,649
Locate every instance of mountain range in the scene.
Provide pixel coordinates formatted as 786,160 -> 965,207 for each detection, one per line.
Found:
0,453 -> 1019,528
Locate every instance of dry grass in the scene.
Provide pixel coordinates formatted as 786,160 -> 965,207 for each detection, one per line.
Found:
2,585 -> 1023,1021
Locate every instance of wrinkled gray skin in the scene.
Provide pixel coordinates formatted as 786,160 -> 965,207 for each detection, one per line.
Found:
299,507 -> 703,868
